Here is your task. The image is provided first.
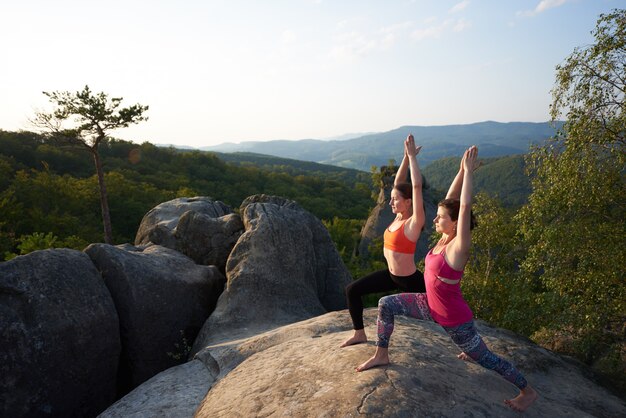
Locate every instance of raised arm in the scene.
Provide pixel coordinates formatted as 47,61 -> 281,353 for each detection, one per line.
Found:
448,146 -> 478,266
394,147 -> 410,186
446,149 -> 481,199
445,160 -> 465,200
404,135 -> 425,232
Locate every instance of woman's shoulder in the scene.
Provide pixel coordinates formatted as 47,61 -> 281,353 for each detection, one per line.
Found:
403,217 -> 422,240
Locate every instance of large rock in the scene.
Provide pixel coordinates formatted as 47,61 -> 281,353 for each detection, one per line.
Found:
175,212 -> 244,272
85,244 -> 225,395
0,249 -> 120,418
134,197 -> 242,273
192,309 -> 626,418
134,196 -> 233,246
192,195 -> 352,350
358,165 -> 438,263
97,360 -> 214,418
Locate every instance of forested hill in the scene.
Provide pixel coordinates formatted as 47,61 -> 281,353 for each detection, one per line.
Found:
423,154 -> 530,208
203,121 -> 563,170
210,151 -> 367,186
0,130 -> 374,256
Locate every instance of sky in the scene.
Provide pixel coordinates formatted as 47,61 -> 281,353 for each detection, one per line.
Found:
0,0 -> 621,148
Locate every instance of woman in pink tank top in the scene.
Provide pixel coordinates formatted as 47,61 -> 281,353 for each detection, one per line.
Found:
355,146 -> 538,412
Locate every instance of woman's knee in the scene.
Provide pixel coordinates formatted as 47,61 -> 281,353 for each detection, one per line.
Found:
345,281 -> 358,298
378,295 -> 396,311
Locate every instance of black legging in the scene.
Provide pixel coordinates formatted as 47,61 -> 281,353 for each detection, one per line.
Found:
345,269 -> 425,330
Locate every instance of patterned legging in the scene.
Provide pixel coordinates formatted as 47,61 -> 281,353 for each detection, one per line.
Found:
376,293 -> 528,390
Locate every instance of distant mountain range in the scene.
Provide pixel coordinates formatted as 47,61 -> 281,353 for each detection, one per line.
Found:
201,121 -> 562,171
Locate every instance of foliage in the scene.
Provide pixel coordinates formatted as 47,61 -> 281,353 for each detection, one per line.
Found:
213,151 -> 371,187
322,217 -> 363,264
31,85 -> 149,243
4,232 -> 88,260
423,155 -> 531,208
166,330 -> 193,362
461,194 -> 540,336
4,232 -> 58,260
0,131 -> 375,260
517,9 -> 626,390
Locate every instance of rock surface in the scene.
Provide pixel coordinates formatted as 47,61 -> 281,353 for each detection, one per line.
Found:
191,195 -> 352,351
0,249 -> 120,418
134,196 -> 233,248
176,212 -> 244,273
98,360 -> 214,418
192,309 -> 626,418
85,244 -> 225,394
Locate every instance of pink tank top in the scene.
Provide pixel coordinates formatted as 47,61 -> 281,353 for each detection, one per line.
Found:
424,246 -> 473,327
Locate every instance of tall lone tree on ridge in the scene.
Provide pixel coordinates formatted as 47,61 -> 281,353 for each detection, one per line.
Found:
32,85 -> 149,244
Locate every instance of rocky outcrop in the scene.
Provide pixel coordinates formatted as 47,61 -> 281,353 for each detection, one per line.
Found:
97,360 -> 214,418
358,166 -> 438,263
0,249 -> 120,418
104,309 -> 626,417
134,197 -> 242,273
1,193 -> 365,417
175,212 -> 244,272
191,195 -> 352,351
85,244 -> 225,395
135,196 -> 233,245
190,309 -> 626,418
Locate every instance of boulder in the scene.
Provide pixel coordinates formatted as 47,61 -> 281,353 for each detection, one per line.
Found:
84,244 -> 225,395
134,196 -> 233,248
134,197 -> 242,272
97,360 -> 214,418
191,195 -> 352,350
176,212 -> 244,273
0,249 -> 120,418
192,309 -> 626,418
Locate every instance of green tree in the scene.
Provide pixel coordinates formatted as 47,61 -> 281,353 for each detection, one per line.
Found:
462,193 -> 538,334
517,10 -> 625,383
31,85 -> 148,244
323,217 -> 363,264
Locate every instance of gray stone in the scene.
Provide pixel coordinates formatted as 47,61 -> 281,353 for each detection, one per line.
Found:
0,249 -> 120,418
97,360 -> 214,418
85,244 -> 225,394
191,195 -> 352,350
193,309 -> 626,418
134,197 -> 232,248
176,212 -> 244,272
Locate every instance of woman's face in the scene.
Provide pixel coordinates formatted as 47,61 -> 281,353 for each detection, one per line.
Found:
389,189 -> 410,214
433,206 -> 456,234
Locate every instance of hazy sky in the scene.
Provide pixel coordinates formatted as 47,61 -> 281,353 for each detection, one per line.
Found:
0,0 -> 620,147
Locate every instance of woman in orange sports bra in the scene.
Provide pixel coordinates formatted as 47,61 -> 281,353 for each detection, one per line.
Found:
341,134 -> 426,348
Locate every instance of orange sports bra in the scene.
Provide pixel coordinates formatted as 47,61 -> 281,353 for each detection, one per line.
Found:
383,219 -> 417,254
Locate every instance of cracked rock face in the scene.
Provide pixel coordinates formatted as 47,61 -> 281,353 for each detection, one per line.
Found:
134,197 -> 243,273
191,195 -> 351,350
84,244 -> 225,395
0,249 -> 120,418
193,309 -> 626,418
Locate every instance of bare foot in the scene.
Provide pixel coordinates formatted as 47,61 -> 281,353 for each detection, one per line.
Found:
356,348 -> 389,372
340,329 -> 367,348
457,352 -> 473,362
504,386 -> 538,412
